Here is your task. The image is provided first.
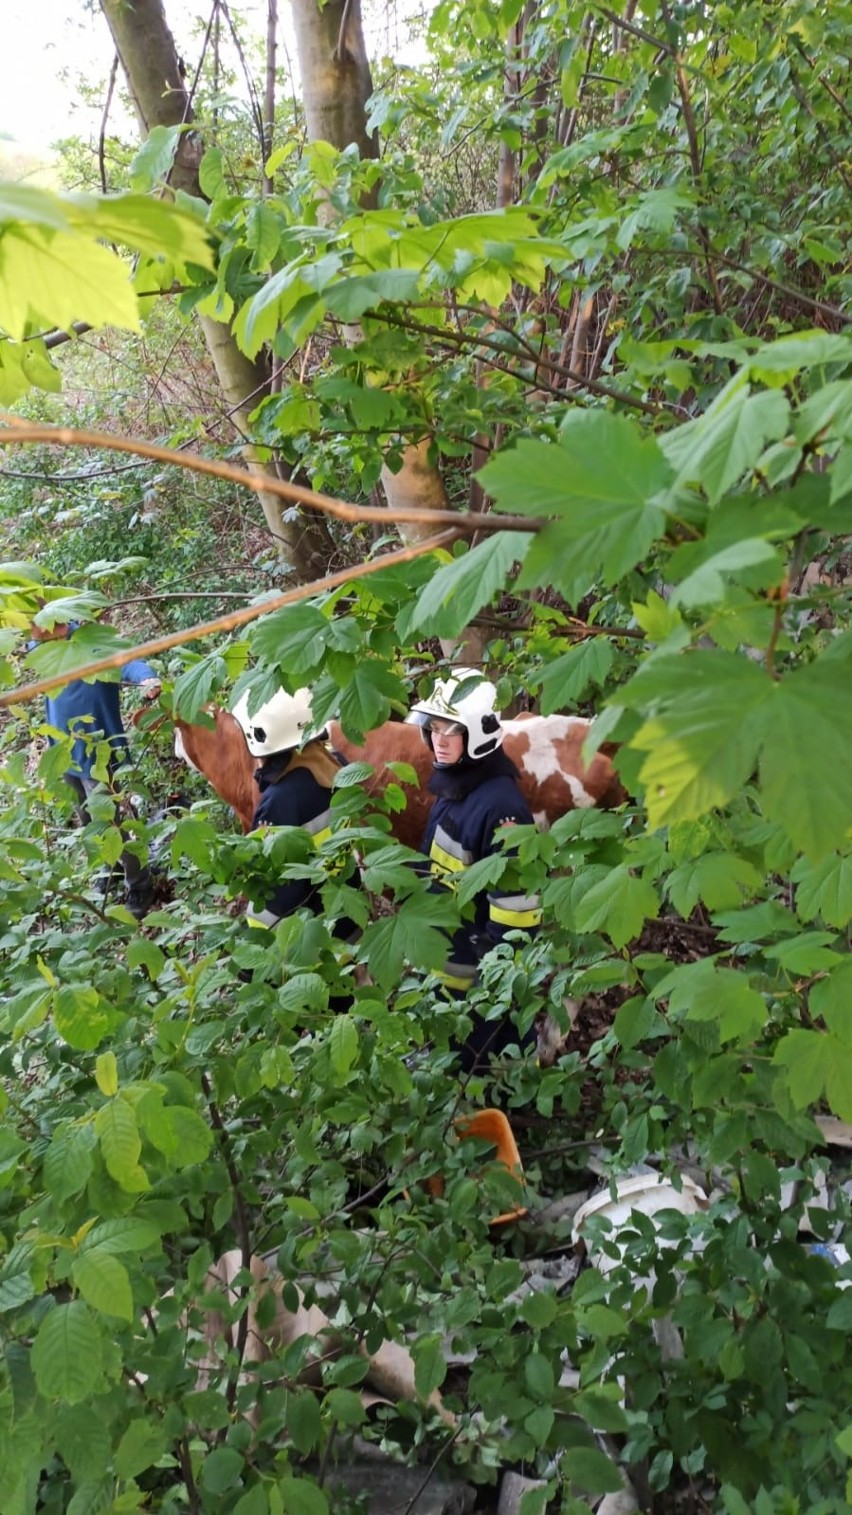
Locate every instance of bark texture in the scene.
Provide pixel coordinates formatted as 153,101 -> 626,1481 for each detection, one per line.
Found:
290,0 -> 379,170
100,0 -> 327,578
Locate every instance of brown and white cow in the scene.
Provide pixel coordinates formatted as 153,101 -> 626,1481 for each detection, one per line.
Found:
170,707 -> 624,848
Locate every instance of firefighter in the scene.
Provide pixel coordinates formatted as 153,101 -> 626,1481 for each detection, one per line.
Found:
232,686 -> 344,930
407,669 -> 541,1071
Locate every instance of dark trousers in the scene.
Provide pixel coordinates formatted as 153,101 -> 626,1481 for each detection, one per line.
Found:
66,773 -> 148,889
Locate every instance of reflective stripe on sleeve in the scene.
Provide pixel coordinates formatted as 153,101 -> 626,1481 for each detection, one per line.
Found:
429,825 -> 473,875
305,810 -> 334,843
488,892 -> 542,928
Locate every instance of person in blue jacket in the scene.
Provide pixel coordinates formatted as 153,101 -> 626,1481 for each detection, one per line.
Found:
407,670 -> 541,1072
232,685 -> 347,931
29,618 -> 161,918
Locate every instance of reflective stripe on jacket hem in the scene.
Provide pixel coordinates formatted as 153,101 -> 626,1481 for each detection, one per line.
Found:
488,892 -> 542,928
247,907 -> 280,929
436,960 -> 478,990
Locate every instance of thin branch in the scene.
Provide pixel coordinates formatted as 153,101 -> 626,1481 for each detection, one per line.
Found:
0,424 -> 544,535
712,253 -> 851,325
589,2 -> 676,59
374,309 -> 662,417
1,529 -> 461,707
98,53 -> 120,194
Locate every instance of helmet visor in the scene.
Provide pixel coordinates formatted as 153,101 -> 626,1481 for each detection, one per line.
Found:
422,717 -> 465,737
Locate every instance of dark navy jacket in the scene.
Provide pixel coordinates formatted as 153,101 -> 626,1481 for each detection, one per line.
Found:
420,751 -> 541,988
248,751 -> 337,928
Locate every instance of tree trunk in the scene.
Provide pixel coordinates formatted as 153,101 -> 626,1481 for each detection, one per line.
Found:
289,0 -> 453,542
290,0 -> 379,173
99,0 -> 328,579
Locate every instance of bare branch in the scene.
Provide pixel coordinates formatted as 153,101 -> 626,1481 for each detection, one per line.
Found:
0,422 -> 543,535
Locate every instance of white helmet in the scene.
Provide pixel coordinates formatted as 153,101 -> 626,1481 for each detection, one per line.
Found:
232,686 -> 314,757
407,668 -> 504,760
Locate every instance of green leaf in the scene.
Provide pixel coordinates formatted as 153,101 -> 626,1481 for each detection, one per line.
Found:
251,603 -> 330,680
173,651 -> 228,723
234,1487 -> 270,1515
663,388 -> 790,505
114,1419 -> 169,1480
773,1031 -> 832,1109
338,661 -> 407,741
26,621 -> 130,678
657,959 -> 767,1043
524,1351 -> 555,1400
413,1334 -> 447,1399
362,894 -> 455,987
55,1404 -> 112,1484
31,1302 -> 104,1404
481,413 -> 671,602
748,330 -> 852,377
287,1389 -> 322,1453
574,865 -> 660,948
537,639 -> 614,713
572,1388 -> 630,1432
329,1015 -> 359,1077
126,937 -> 167,981
672,538 -> 782,608
0,225 -> 141,341
78,1217 -> 162,1256
402,533 -> 532,640
72,1249 -> 133,1322
95,1098 -> 142,1186
0,1244 -> 36,1313
561,1447 -> 625,1494
666,853 -> 763,915
129,125 -> 182,191
624,651 -> 772,830
53,985 -> 112,1051
142,1105 -> 214,1169
95,1052 -> 118,1098
809,961 -> 852,1041
278,1476 -> 328,1515
325,268 -> 422,320
518,1290 -> 558,1328
200,1446 -> 244,1494
760,661 -> 852,859
43,1124 -> 96,1204
793,851 -> 852,927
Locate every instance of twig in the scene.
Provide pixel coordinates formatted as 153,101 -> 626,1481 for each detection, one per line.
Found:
402,1421 -> 467,1515
200,1072 -> 252,1406
98,54 -> 120,194
0,528 -> 461,707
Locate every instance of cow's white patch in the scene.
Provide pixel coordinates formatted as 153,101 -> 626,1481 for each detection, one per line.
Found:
502,716 -> 582,783
174,728 -> 201,774
566,774 -> 595,808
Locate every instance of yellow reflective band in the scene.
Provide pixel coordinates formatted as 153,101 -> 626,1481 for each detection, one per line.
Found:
247,914 -> 273,930
489,902 -> 542,928
437,969 -> 477,990
430,841 -> 465,874
311,825 -> 332,846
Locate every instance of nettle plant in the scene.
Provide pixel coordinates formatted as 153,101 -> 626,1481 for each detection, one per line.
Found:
1,189 -> 851,1510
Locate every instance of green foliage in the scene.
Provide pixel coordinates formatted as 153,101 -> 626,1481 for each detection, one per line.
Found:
1,3 -> 852,1512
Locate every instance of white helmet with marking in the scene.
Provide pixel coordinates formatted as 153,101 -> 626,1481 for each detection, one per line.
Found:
232,686 -> 314,757
407,668 -> 504,760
